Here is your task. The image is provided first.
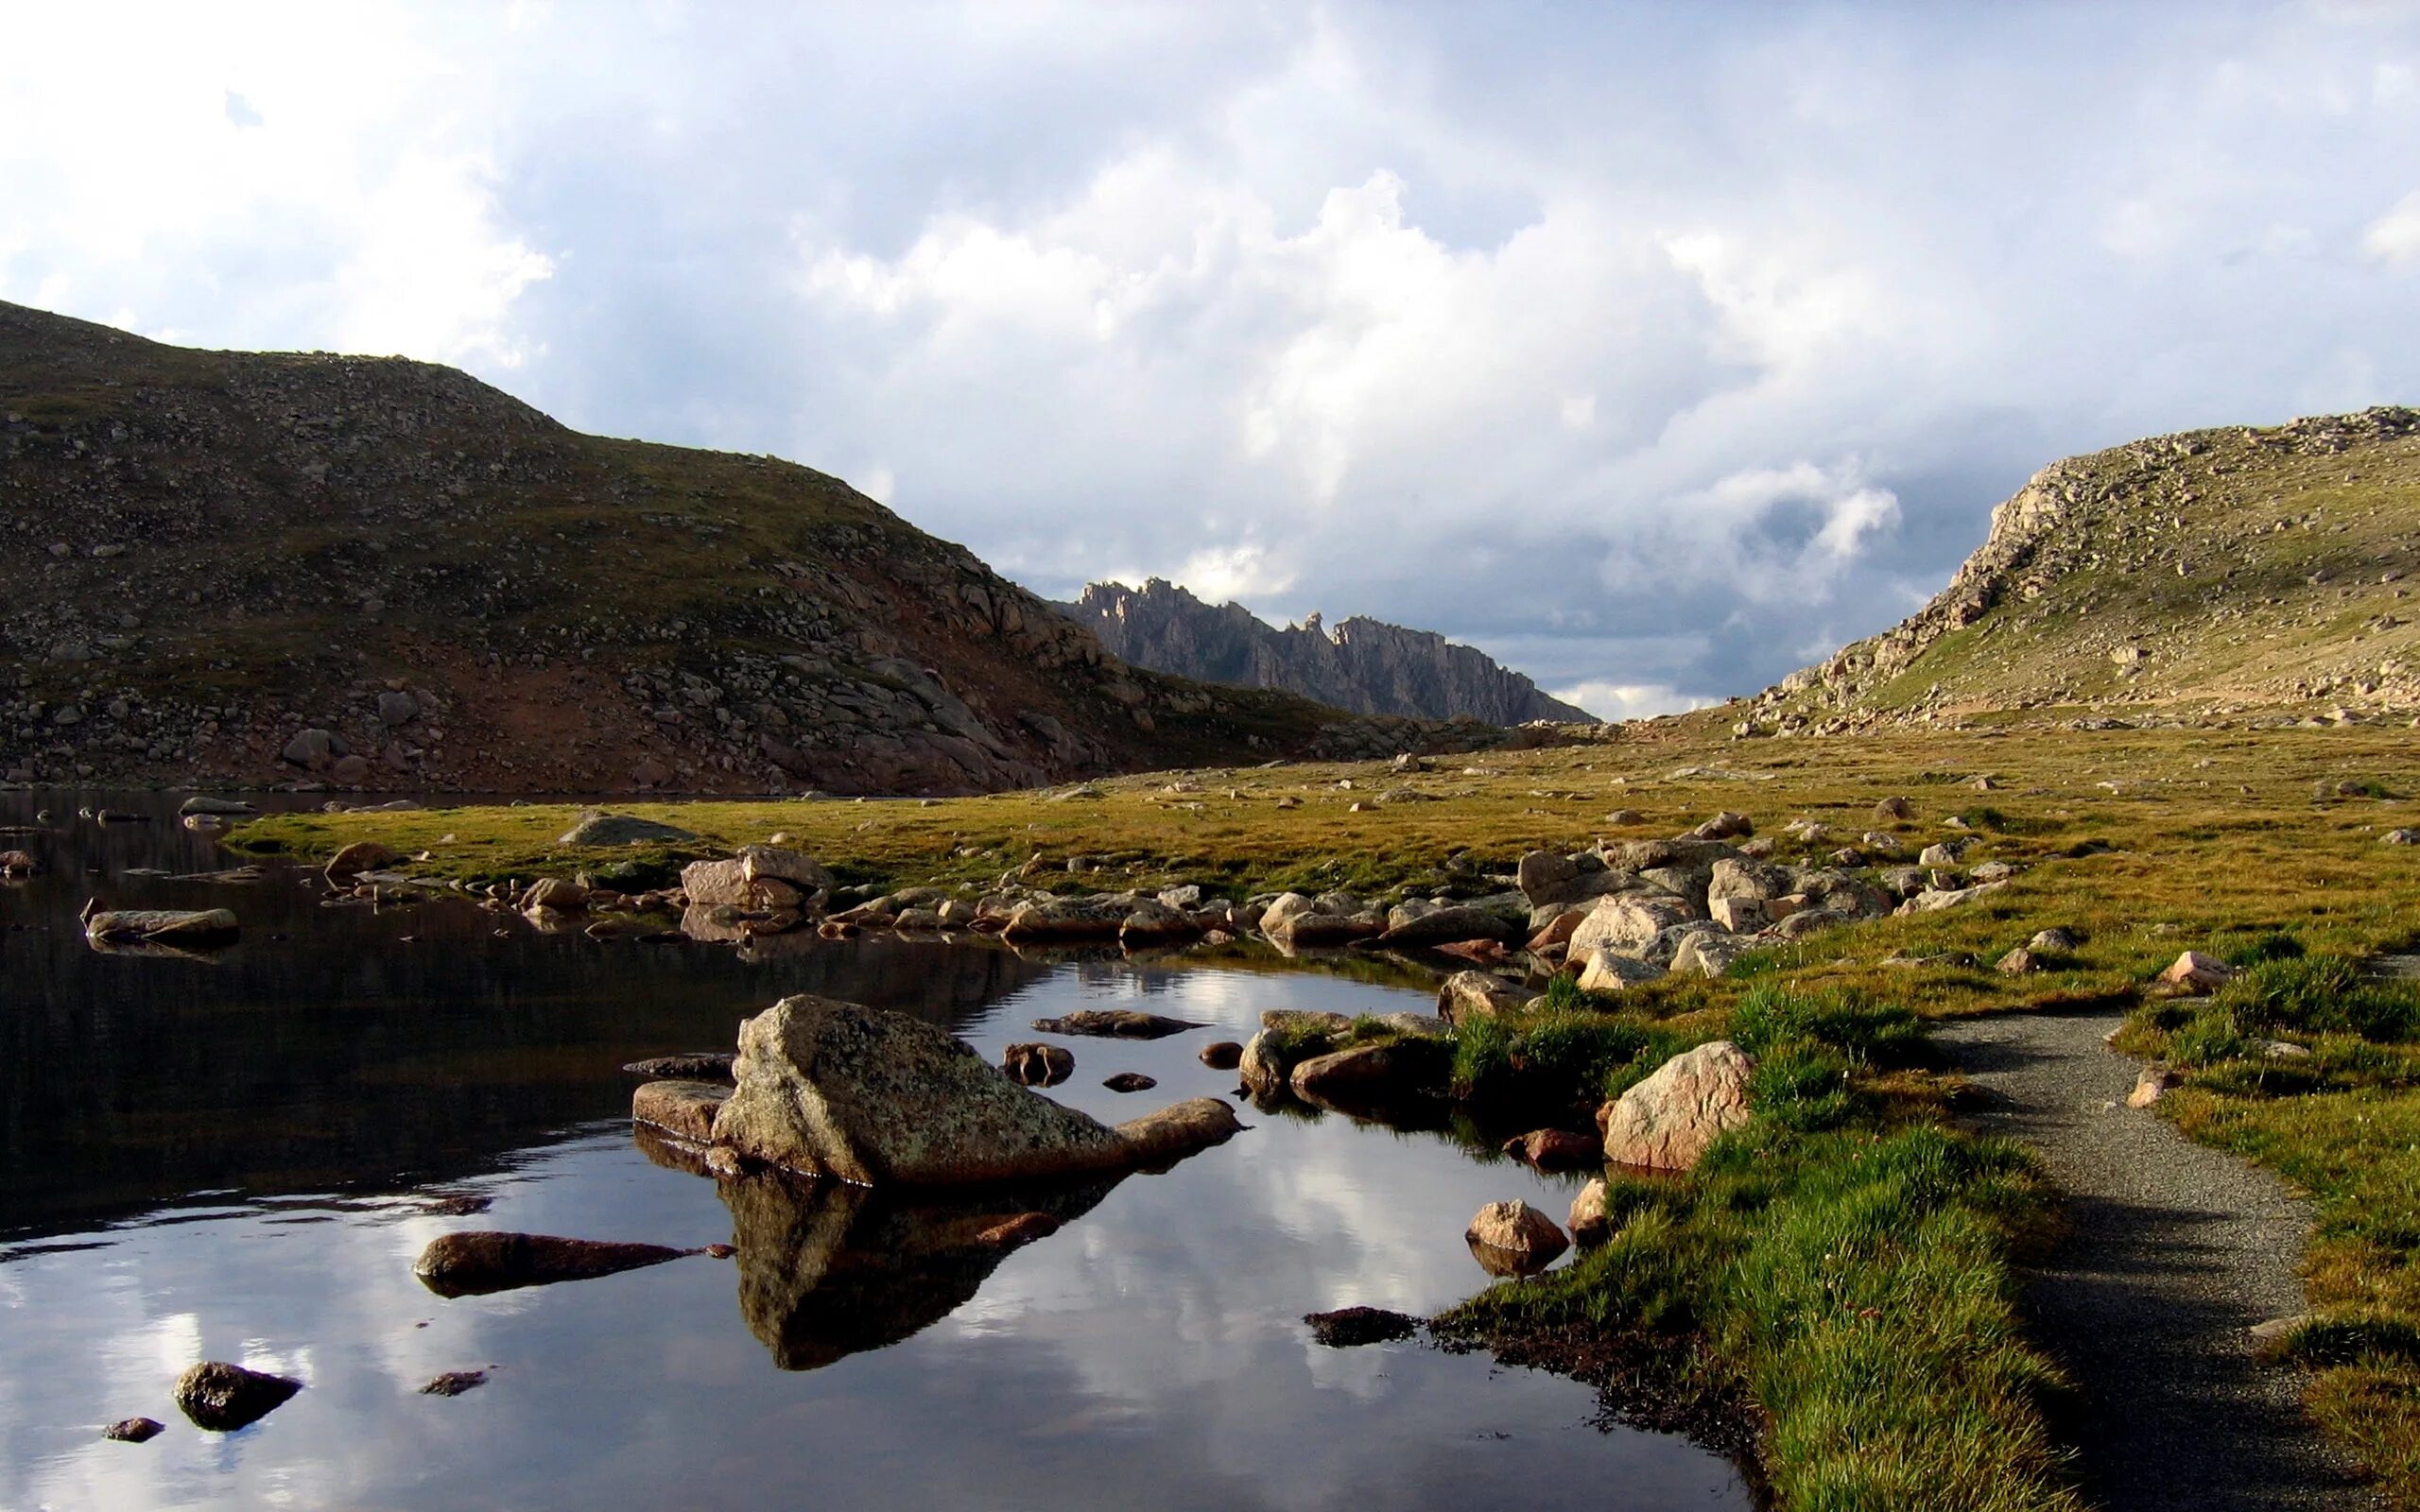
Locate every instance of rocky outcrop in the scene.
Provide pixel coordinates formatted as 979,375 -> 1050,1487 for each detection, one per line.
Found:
1065,577 -> 1595,725
1741,406 -> 2420,731
710,995 -> 1239,1184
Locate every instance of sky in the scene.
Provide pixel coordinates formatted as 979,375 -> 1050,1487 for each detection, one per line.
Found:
4,1 -> 2417,718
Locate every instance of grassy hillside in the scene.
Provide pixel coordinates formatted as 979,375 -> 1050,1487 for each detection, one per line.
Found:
1741,407 -> 2420,732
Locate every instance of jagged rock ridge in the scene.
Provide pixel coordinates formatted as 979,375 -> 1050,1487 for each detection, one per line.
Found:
1737,406 -> 2420,735
0,301 -> 1392,794
1065,577 -> 1595,725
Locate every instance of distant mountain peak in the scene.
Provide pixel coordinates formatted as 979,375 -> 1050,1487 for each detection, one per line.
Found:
1064,578 -> 1595,725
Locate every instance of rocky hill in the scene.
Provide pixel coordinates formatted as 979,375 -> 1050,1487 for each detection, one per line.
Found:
0,301 -> 1443,795
1065,577 -> 1595,726
1736,406 -> 2420,735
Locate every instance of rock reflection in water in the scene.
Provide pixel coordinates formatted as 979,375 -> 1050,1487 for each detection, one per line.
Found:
721,1166 -> 1119,1371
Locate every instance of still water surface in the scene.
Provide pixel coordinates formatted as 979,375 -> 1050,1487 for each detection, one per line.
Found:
0,790 -> 1748,1510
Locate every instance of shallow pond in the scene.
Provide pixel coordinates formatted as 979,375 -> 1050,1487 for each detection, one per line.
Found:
0,789 -> 1749,1510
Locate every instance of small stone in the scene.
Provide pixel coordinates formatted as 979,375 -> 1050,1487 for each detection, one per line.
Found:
2029,928 -> 2082,954
1102,1072 -> 1157,1092
103,1417 -> 164,1443
1198,1040 -> 1245,1071
1568,1178 -> 1613,1247
1996,947 -> 2040,974
2155,951 -> 2238,996
2127,1064 -> 2180,1108
419,1370 -> 488,1397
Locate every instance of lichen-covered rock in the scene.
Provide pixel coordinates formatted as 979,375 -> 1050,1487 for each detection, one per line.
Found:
1596,1040 -> 1754,1172
711,994 -> 1237,1184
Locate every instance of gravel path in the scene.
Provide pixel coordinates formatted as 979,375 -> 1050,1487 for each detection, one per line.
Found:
1933,1001 -> 2381,1511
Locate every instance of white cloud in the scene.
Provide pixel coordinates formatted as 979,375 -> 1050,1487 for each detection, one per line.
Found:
2363,189 -> 2420,266
1552,680 -> 1717,721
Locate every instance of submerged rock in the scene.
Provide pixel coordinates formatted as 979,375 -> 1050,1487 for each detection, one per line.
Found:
711,995 -> 1238,1184
419,1370 -> 488,1397
173,1361 -> 302,1432
413,1230 -> 699,1297
1304,1306 -> 1421,1347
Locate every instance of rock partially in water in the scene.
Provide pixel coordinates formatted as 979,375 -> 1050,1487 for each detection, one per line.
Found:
714,995 -> 1238,1184
102,1417 -> 164,1443
419,1370 -> 488,1397
413,1231 -> 699,1297
174,1361 -> 302,1432
83,907 -> 239,945
1304,1306 -> 1421,1347
1198,1040 -> 1245,1070
0,849 -> 34,876
1464,1200 -> 1569,1277
1027,1009 -> 1204,1040
1288,1041 -> 1440,1110
632,1080 -> 733,1143
1001,1041 -> 1075,1086
1502,1128 -> 1603,1171
1101,1072 -> 1157,1092
624,1053 -> 736,1081
323,841 -> 394,881
1436,970 -> 1528,1024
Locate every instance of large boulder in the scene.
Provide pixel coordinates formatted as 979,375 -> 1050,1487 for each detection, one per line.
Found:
1707,856 -> 1794,904
1567,894 -> 1703,959
738,845 -> 832,893
710,995 -> 1239,1184
1259,891 -> 1380,947
1371,903 -> 1521,950
1597,1040 -> 1754,1172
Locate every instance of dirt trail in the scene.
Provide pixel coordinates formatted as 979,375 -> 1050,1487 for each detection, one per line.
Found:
1932,1001 -> 2381,1511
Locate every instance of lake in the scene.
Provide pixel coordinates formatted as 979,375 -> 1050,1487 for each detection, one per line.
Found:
0,789 -> 1749,1511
